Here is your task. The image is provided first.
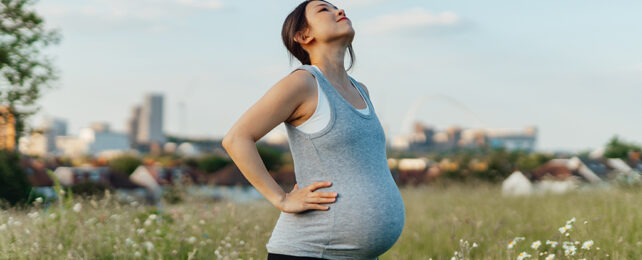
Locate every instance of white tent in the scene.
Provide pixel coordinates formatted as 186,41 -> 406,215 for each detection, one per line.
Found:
502,171 -> 533,196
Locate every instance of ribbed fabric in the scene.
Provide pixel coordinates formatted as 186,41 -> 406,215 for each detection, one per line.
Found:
295,65 -> 370,134
266,64 -> 405,259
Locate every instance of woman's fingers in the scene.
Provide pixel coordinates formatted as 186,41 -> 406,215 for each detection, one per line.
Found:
311,191 -> 338,198
305,203 -> 330,210
304,196 -> 336,204
308,181 -> 332,192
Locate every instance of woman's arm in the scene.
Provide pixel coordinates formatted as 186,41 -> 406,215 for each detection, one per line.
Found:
222,69 -> 336,212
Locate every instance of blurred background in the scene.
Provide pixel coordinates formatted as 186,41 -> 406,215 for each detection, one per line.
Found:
1,0 -> 641,259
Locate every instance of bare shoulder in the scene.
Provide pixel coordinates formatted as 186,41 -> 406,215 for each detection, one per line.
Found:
222,68 -> 318,143
276,69 -> 316,93
357,81 -> 370,98
268,68 -> 317,105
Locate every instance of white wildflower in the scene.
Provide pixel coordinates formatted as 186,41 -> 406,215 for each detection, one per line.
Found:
508,239 -> 516,249
566,217 -> 576,225
545,253 -> 555,260
517,251 -> 531,260
564,245 -> 576,256
143,241 -> 154,251
546,240 -> 558,248
531,240 -> 541,250
581,240 -> 593,250
187,236 -> 196,244
72,203 -> 82,213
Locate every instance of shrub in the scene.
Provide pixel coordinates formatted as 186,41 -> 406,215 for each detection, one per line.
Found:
0,150 -> 31,206
108,154 -> 142,176
70,181 -> 111,198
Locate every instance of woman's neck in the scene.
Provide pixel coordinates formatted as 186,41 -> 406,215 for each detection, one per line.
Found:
309,44 -> 349,87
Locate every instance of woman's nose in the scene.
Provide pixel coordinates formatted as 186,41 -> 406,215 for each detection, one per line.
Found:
337,9 -> 345,16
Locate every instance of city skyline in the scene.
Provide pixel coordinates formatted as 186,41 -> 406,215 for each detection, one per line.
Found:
28,0 -> 642,153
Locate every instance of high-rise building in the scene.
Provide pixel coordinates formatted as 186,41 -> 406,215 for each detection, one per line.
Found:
136,93 -> 165,145
127,105 -> 141,148
44,117 -> 67,154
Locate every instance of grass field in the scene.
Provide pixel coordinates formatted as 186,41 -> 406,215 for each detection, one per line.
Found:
1,182 -> 640,259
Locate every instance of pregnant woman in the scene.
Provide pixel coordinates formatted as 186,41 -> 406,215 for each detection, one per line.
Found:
222,1 -> 405,259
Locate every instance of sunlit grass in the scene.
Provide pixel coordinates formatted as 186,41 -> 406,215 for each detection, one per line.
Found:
1,181 -> 640,259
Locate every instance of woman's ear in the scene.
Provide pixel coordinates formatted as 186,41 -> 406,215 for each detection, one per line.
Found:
294,29 -> 313,45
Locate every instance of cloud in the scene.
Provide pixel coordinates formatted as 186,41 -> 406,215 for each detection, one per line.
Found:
36,0 -> 225,33
334,0 -> 389,8
176,0 -> 224,9
357,7 -> 461,35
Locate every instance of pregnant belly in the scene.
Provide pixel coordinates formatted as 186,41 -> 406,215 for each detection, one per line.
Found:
324,182 -> 406,258
268,170 -> 405,258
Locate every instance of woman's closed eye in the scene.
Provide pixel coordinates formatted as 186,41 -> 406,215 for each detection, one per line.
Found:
319,7 -> 328,12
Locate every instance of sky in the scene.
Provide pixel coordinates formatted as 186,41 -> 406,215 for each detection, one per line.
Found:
29,0 -> 642,153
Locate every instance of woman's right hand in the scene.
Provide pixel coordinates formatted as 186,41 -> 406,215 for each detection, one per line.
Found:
278,181 -> 338,213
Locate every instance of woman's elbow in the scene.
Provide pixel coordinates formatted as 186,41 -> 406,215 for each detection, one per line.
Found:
222,132 -> 236,151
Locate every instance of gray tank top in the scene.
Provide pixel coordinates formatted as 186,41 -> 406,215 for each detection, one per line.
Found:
266,64 -> 406,259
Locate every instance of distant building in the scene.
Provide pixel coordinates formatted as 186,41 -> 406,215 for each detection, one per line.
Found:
0,106 -> 16,151
127,105 -> 141,148
54,166 -> 112,186
136,93 -> 165,146
485,126 -> 537,152
80,124 -> 130,155
18,117 -> 68,156
56,122 -> 130,157
45,117 -> 68,154
393,123 -> 537,152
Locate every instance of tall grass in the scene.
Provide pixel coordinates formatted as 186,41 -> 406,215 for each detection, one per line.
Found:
0,180 -> 640,259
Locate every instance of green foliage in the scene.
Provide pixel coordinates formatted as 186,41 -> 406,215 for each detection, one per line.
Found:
0,0 -> 62,142
604,135 -> 642,159
197,154 -> 231,173
256,144 -> 283,171
0,150 -> 30,206
108,154 -> 141,176
46,169 -> 74,209
70,181 -> 111,198
516,152 -> 553,172
162,183 -> 186,205
135,208 -> 174,225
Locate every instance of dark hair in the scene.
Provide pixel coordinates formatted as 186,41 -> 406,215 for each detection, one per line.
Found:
282,0 -> 356,71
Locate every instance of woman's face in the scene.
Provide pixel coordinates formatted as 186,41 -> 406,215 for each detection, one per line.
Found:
304,1 -> 354,44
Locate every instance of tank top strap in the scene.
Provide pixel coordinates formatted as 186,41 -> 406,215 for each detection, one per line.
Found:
291,64 -> 339,107
347,75 -> 375,115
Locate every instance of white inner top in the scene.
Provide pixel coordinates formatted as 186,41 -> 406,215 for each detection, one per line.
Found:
295,66 -> 369,133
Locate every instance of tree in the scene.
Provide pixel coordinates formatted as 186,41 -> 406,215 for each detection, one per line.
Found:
604,135 -> 642,159
257,144 -> 284,171
0,150 -> 31,206
1,0 -> 61,145
197,154 -> 231,173
108,154 -> 142,176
